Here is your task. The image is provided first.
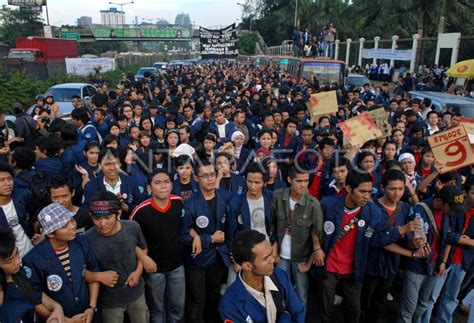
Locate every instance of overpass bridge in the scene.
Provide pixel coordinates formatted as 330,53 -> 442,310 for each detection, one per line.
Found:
64,26 -> 197,43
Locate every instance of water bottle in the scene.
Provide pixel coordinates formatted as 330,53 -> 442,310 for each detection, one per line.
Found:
414,213 -> 426,239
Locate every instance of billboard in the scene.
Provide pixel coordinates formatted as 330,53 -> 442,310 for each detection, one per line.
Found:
8,0 -> 46,5
92,27 -> 192,39
200,24 -> 238,59
66,58 -> 116,76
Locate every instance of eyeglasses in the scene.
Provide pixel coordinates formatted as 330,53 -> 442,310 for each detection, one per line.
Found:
198,172 -> 217,180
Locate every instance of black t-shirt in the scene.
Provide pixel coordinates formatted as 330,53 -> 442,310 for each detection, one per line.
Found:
206,196 -> 217,223
130,196 -> 183,272
221,177 -> 231,191
74,207 -> 93,235
179,181 -> 193,201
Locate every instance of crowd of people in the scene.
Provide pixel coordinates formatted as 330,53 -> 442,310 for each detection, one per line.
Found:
292,23 -> 337,58
0,60 -> 474,323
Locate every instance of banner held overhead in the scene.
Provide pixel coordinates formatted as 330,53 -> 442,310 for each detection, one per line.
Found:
200,24 -> 239,59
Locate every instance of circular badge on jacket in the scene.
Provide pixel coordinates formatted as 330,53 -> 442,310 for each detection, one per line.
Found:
46,274 -> 63,292
23,266 -> 32,279
324,221 -> 335,235
196,215 -> 209,229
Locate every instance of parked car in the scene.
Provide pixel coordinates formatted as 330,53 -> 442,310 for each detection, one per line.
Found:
344,73 -> 371,91
134,67 -> 157,82
152,62 -> 168,70
27,83 -> 97,117
408,91 -> 474,118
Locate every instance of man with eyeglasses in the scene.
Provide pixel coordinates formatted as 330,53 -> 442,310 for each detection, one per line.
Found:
180,159 -> 233,323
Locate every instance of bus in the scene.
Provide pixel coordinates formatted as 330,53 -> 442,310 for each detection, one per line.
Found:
267,56 -> 346,85
299,58 -> 346,85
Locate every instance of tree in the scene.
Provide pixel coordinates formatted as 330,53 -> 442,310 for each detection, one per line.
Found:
238,32 -> 258,55
0,6 -> 44,47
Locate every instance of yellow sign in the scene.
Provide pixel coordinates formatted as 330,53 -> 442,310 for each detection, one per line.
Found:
338,114 -> 383,146
305,91 -> 338,124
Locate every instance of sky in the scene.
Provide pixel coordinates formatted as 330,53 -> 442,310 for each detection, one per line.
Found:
1,0 -> 244,28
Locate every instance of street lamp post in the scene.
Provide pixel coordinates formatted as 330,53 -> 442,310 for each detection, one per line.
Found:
109,1 -> 134,13
236,2 -> 253,31
109,1 -> 134,25
294,0 -> 298,28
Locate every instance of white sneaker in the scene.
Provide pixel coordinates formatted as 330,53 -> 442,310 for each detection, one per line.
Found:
386,293 -> 394,301
334,294 -> 343,306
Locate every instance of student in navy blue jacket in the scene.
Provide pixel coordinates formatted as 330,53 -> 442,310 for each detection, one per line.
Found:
209,107 -> 236,144
262,156 -> 287,194
425,177 -> 474,323
22,203 -> 100,320
215,152 -> 246,195
0,228 -> 66,323
219,230 -> 304,323
227,163 -> 273,284
180,160 -> 233,323
82,148 -> 141,219
398,184 -> 463,323
0,162 -> 38,258
420,183 -> 471,322
33,136 -> 63,180
171,154 -> 199,201
361,169 -> 429,323
315,170 -> 404,323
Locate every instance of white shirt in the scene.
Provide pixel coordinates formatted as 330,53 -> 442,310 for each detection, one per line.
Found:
2,200 -> 33,258
426,124 -> 439,136
240,272 -> 278,323
217,120 -> 228,139
280,198 -> 297,260
248,196 -> 268,240
103,176 -> 122,195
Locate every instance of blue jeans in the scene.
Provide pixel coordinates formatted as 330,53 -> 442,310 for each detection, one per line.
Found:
398,270 -> 436,323
431,264 -> 465,323
277,259 -> 308,311
145,265 -> 185,323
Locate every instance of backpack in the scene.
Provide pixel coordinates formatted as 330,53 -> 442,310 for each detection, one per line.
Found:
81,124 -> 103,144
17,170 -> 51,208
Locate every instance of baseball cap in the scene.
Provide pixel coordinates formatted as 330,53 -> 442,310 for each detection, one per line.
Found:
38,203 -> 75,235
89,200 -> 121,218
438,185 -> 466,214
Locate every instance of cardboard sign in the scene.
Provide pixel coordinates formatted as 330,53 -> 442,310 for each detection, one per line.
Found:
427,126 -> 474,174
338,114 -> 383,146
459,117 -> 474,144
306,91 -> 338,124
366,108 -> 392,137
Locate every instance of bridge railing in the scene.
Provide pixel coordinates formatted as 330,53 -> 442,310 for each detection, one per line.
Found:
267,34 -> 473,72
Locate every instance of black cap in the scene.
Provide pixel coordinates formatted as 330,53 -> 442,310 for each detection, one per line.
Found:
438,185 -> 466,214
317,127 -> 334,137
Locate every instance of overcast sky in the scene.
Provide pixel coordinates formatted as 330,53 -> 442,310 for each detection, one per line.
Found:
2,0 -> 243,27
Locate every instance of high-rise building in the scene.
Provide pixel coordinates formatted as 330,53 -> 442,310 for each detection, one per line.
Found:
77,16 -> 93,27
100,7 -> 125,27
174,13 -> 191,26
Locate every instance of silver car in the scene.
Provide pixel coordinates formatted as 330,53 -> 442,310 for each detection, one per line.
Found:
408,91 -> 474,118
27,83 -> 97,117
